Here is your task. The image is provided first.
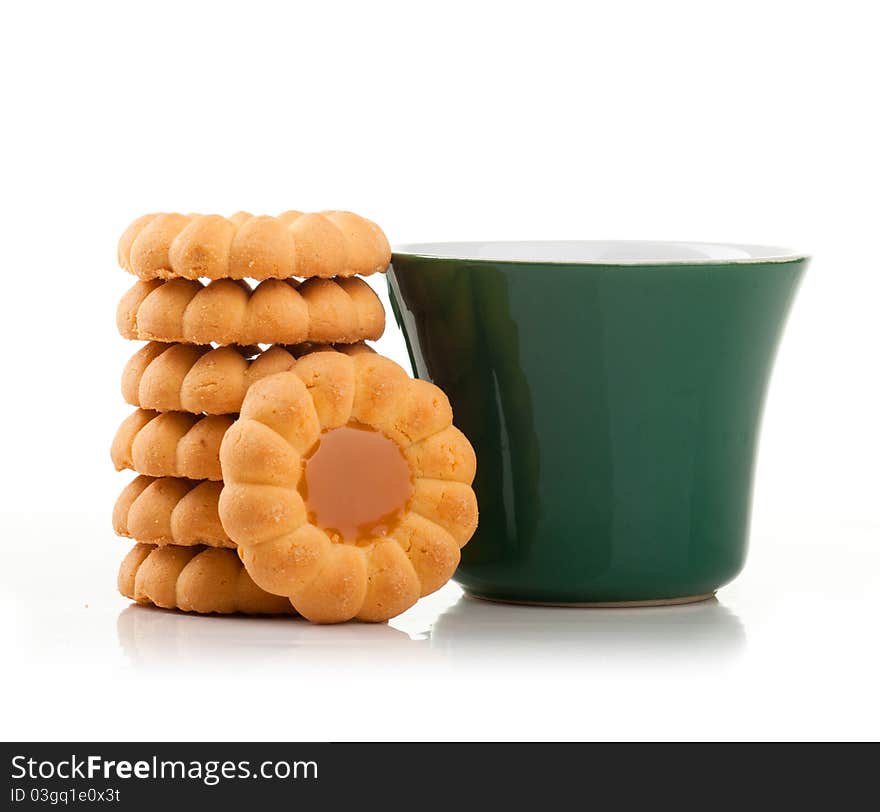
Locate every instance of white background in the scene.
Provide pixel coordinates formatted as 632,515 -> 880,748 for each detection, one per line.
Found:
1,0 -> 877,741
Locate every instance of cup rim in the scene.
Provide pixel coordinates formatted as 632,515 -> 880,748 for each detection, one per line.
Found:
392,240 -> 809,266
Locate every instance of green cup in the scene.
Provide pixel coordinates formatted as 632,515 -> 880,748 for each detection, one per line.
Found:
388,242 -> 807,606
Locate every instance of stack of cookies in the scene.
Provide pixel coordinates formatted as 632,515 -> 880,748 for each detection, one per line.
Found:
111,211 -> 478,623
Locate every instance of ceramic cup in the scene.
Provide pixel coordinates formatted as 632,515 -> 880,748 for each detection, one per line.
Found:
389,241 -> 807,606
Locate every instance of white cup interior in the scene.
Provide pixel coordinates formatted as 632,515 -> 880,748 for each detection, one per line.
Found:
393,240 -> 804,264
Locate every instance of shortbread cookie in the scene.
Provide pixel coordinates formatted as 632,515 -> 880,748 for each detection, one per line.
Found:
111,410 -> 232,480
119,543 -> 294,614
219,352 -> 478,624
118,211 -> 390,281
122,342 -> 372,415
117,277 -> 384,346
114,475 -> 231,547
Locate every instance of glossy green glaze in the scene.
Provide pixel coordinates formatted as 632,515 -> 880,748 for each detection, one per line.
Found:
388,249 -> 807,604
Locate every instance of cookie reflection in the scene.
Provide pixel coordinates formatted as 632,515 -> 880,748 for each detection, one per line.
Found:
431,595 -> 745,662
117,604 -> 430,671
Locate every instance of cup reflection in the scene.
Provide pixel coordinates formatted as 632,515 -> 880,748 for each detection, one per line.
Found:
430,594 -> 745,662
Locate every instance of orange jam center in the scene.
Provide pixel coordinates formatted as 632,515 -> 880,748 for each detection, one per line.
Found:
300,423 -> 413,545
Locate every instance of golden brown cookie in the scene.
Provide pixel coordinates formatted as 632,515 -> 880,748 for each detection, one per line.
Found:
111,410 -> 232,480
122,341 -> 372,415
118,543 -> 295,614
113,475 -> 231,547
219,351 -> 478,624
118,211 -> 390,281
117,276 -> 384,346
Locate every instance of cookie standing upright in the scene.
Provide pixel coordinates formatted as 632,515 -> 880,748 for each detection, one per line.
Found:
219,352 -> 478,623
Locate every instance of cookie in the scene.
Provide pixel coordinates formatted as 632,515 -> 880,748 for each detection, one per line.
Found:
118,543 -> 294,615
113,475 -> 231,547
111,410 -> 232,480
122,341 -> 372,415
116,277 -> 384,346
118,211 -> 390,281
219,351 -> 478,624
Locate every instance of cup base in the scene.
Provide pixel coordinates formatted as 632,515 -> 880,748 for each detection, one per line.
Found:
464,591 -> 717,608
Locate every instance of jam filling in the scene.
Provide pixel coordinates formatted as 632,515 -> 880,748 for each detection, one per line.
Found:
299,423 -> 413,545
